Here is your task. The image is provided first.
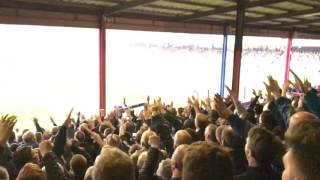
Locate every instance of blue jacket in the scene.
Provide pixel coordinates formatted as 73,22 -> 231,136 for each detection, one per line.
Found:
304,88 -> 320,118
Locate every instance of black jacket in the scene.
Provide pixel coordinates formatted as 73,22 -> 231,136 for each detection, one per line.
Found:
235,166 -> 281,180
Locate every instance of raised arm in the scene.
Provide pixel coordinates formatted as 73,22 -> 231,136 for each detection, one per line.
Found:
33,118 -> 45,133
139,135 -> 161,180
53,109 -> 73,157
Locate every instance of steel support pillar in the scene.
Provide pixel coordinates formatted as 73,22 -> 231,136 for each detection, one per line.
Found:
232,0 -> 246,99
284,32 -> 293,83
220,26 -> 228,97
99,16 -> 106,118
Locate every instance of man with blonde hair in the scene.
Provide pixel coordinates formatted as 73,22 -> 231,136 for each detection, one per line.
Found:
173,130 -> 192,149
93,146 -> 135,180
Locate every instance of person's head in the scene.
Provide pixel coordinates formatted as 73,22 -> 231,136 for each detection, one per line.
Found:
93,146 -> 134,180
137,151 -> 148,170
14,146 -> 33,168
0,166 -> 9,180
140,129 -> 156,148
174,130 -> 192,149
22,131 -> 36,143
215,125 -> 227,145
171,145 -> 187,176
259,111 -> 277,130
205,124 -> 218,143
183,142 -> 233,180
289,111 -> 317,128
51,127 -> 59,136
70,154 -> 87,178
221,127 -> 242,149
156,158 -> 172,180
35,132 -> 42,144
177,108 -> 184,117
31,148 -> 41,164
195,113 -> 209,131
16,163 -> 47,180
105,134 -> 121,148
283,120 -> 320,180
208,110 -> 219,124
74,131 -> 85,143
245,127 -> 284,167
84,166 -> 93,180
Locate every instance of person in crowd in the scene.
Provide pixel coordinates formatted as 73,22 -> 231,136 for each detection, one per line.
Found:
235,127 -> 285,180
173,130 -> 192,149
183,142 -> 233,180
69,154 -> 87,180
283,120 -> 320,180
171,145 -> 187,180
204,124 -> 218,143
1,70 -> 320,180
93,146 -> 135,180
156,158 -> 172,180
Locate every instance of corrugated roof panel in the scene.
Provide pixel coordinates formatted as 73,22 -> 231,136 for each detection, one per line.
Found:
132,6 -> 192,15
275,18 -> 300,22
224,11 -> 263,18
61,0 -> 118,6
310,22 -> 320,26
247,6 -> 287,15
191,0 -> 236,7
150,1 -> 212,11
269,2 -> 313,11
245,11 -> 265,18
255,20 -> 282,25
207,14 -> 235,20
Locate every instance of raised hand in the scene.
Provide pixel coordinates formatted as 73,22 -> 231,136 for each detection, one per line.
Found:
263,82 -> 273,102
91,132 -> 104,147
226,86 -> 246,116
298,94 -> 305,109
119,120 -> 127,137
290,69 -> 310,93
213,94 -> 233,119
63,108 -> 73,127
147,96 -> 150,105
267,76 -> 281,99
0,115 -> 17,147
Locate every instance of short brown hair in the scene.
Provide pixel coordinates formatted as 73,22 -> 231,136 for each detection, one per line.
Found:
183,142 -> 233,180
16,163 -> 47,180
285,120 -> 320,179
247,127 -> 285,166
70,154 -> 87,177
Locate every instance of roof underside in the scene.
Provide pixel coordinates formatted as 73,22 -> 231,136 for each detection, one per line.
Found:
1,0 -> 320,38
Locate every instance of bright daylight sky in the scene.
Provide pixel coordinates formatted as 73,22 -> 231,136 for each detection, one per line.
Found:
0,24 -> 319,130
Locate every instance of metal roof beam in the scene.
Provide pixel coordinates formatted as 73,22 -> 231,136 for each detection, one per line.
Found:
0,0 -> 103,14
277,18 -> 320,27
174,0 -> 286,22
247,7 -> 320,22
104,0 -> 158,16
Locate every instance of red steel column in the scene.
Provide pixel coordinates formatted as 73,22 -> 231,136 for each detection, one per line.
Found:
284,32 -> 293,83
232,0 -> 246,99
99,16 -> 106,118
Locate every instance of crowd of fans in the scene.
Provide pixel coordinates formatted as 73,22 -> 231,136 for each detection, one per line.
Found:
1,69 -> 320,180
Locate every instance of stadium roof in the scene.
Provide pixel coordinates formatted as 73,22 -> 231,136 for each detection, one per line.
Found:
1,0 -> 320,38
